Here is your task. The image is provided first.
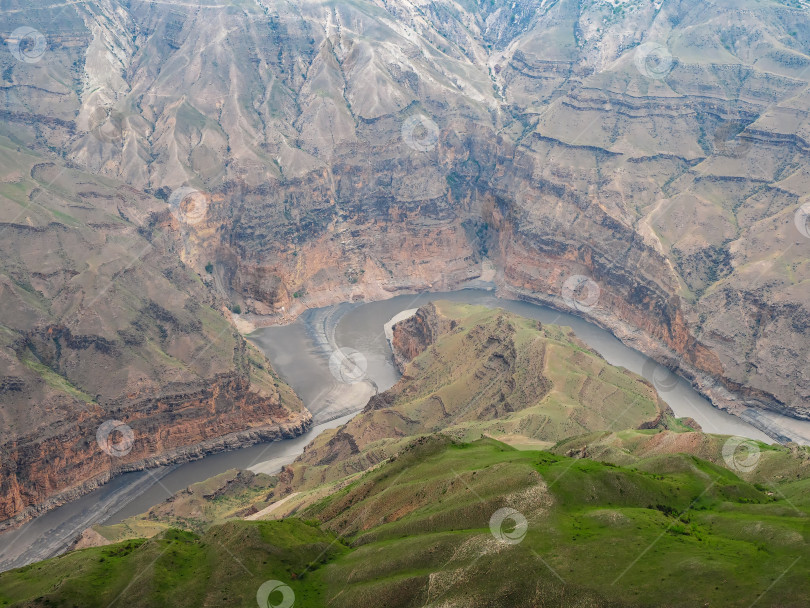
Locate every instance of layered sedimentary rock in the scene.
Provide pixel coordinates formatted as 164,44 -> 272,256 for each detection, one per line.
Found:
2,0 -> 810,523
390,302 -> 452,371
1,372 -> 310,528
0,149 -> 308,526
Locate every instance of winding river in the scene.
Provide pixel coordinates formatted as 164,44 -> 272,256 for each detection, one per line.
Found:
3,288 -> 809,571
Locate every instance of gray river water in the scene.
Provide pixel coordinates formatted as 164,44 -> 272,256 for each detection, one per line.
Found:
3,288 -> 809,571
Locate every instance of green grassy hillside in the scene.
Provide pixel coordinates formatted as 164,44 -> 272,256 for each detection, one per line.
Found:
0,520 -> 343,608
3,303 -> 808,606
1,437 -> 807,607
552,429 -> 810,492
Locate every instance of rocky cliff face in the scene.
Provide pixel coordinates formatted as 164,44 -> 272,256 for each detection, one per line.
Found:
1,373 -> 311,528
2,0 -> 810,519
0,145 -> 308,527
390,302 -> 452,371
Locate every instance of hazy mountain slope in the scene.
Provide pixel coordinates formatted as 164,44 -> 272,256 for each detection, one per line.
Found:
0,139 -> 309,527
1,437 -> 808,607
3,0 -> 808,426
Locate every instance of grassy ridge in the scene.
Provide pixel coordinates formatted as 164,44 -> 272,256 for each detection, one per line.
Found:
0,521 -> 344,608
2,303 -> 807,606
2,437 -> 807,607
309,438 -> 809,607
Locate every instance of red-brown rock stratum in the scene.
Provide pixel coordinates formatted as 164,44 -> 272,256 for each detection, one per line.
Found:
2,0 -> 810,525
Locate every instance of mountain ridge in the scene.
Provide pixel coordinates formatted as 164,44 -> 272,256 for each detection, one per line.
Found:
3,0 -> 810,529
0,137 -> 310,527
2,435 -> 808,607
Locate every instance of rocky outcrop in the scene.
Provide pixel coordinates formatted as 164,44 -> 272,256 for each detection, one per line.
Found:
0,369 -> 311,530
272,302 -> 665,497
0,150 -> 309,528
3,0 -> 810,512
390,303 -> 453,372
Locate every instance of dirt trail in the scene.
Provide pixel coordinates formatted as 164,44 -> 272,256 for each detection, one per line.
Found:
245,492 -> 301,521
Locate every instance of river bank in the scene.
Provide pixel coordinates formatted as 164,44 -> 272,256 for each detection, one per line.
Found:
251,285 -> 810,445
4,287 -> 810,573
0,303 -> 377,572
235,265 -> 810,444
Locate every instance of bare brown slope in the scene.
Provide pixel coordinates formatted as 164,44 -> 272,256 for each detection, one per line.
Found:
3,0 -> 808,423
0,144 -> 309,528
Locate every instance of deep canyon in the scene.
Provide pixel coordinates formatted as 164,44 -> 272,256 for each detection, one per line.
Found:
2,0 -> 810,529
